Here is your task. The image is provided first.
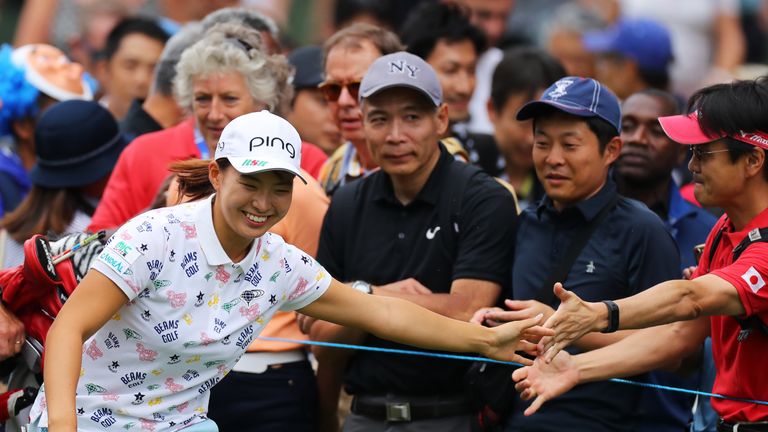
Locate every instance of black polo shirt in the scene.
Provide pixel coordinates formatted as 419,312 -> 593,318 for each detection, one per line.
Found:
507,179 -> 681,432
119,99 -> 162,143
317,144 -> 518,395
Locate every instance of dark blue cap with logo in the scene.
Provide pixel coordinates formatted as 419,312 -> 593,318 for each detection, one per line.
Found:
516,76 -> 621,134
583,18 -> 673,73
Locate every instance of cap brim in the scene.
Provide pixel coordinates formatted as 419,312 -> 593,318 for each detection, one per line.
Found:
359,83 -> 439,106
658,114 -> 722,145
516,100 -> 596,121
227,157 -> 308,184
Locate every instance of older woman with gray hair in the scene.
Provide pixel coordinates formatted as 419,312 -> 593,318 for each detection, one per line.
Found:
88,22 -> 296,233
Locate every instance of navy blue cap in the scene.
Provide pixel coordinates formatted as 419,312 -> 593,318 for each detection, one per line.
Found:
516,76 -> 621,134
30,100 -> 126,188
583,19 -> 672,73
288,45 -> 324,89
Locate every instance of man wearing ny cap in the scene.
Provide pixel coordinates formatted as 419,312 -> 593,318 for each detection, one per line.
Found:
472,76 -> 680,431
314,51 -> 518,431
513,78 -> 768,432
583,18 -> 674,100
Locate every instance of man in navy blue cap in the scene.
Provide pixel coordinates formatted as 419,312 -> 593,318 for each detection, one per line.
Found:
471,76 -> 681,431
583,18 -> 674,100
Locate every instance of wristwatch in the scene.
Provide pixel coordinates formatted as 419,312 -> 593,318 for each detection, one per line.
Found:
351,280 -> 372,294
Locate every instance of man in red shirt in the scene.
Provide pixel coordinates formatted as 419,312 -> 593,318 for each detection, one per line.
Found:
511,77 -> 768,430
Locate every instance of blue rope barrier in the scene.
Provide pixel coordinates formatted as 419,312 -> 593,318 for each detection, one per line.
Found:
257,336 -> 768,406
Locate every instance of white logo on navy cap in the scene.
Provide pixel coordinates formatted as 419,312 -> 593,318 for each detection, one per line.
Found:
548,78 -> 575,100
388,60 -> 420,78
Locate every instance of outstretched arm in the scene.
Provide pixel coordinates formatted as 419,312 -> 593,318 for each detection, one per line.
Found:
299,279 -> 553,363
540,275 -> 741,361
513,317 -> 709,415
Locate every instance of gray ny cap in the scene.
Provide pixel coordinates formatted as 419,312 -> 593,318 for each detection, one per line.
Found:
359,51 -> 442,106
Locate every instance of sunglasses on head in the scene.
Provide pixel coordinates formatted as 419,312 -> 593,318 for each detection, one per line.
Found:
318,81 -> 361,102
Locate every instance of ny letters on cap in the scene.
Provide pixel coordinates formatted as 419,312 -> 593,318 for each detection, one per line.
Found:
359,51 -> 442,106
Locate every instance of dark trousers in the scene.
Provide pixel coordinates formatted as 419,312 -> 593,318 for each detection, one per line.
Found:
207,360 -> 318,432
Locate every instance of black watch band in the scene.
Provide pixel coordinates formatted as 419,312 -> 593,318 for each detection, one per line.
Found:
601,300 -> 620,333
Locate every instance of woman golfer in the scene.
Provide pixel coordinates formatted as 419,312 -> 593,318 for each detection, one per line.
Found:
28,111 -> 550,432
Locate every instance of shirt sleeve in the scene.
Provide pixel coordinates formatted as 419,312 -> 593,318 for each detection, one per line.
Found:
711,243 -> 768,317
279,243 -> 332,311
90,213 -> 168,301
452,177 -> 518,286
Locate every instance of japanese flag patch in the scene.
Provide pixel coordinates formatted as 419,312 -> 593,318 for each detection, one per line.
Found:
741,266 -> 766,293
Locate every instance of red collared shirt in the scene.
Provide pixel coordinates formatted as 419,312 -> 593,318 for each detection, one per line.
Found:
693,207 -> 768,421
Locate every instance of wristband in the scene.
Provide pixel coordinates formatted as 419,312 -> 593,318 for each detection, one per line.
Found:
601,300 -> 620,333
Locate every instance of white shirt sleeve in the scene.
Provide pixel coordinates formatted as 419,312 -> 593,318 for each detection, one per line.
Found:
91,214 -> 168,301
278,243 -> 331,311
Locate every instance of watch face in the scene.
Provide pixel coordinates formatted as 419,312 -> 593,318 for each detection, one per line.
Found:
353,281 -> 370,294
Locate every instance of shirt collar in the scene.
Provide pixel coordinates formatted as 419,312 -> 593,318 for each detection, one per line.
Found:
371,143 -> 452,206
667,181 -> 698,223
538,178 -> 618,221
193,194 -> 261,267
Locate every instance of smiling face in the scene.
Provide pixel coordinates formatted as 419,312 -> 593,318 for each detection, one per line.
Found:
25,44 -> 89,97
427,39 -> 477,124
532,112 -> 620,210
192,71 -> 266,152
210,162 -> 294,255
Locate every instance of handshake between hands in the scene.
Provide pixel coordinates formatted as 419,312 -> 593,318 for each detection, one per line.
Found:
471,282 -> 605,417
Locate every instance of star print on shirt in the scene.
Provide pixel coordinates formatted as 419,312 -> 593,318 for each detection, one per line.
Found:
169,421 -> 176,427
169,249 -> 176,262
112,361 -> 119,368
301,255 -> 309,264
77,408 -> 85,415
197,292 -> 204,302
140,244 -> 148,252
170,354 -> 180,362
134,392 -> 145,403
269,294 -> 277,305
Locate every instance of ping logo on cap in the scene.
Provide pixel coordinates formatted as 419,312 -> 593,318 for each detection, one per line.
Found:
242,159 -> 268,167
388,60 -> 419,79
548,78 -> 575,100
249,136 -> 296,159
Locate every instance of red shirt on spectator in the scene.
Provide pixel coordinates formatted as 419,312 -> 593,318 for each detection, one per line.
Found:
693,207 -> 768,422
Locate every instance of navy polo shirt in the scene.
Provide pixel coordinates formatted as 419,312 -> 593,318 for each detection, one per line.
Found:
507,179 -> 681,432
317,144 -> 518,395
637,181 -> 718,432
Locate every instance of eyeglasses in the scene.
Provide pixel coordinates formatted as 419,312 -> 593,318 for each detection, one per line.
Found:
318,81 -> 361,102
691,146 -> 730,161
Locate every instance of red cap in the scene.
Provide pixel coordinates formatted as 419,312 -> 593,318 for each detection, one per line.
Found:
659,112 -> 768,150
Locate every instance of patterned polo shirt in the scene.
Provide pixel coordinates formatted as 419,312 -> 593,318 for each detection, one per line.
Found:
29,194 -> 331,431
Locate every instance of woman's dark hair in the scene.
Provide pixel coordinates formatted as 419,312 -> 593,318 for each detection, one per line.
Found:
168,159 -> 218,205
0,187 -> 95,243
688,77 -> 768,179
399,2 -> 486,61
490,47 -> 566,112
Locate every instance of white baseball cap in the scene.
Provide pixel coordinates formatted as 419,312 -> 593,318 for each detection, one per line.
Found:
214,110 -> 307,183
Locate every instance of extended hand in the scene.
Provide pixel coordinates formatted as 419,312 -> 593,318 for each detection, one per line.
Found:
483,299 -> 555,328
512,350 -> 578,416
539,283 -> 603,363
485,314 -> 555,365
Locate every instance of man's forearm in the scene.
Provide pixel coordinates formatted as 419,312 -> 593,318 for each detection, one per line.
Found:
576,318 -> 708,383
